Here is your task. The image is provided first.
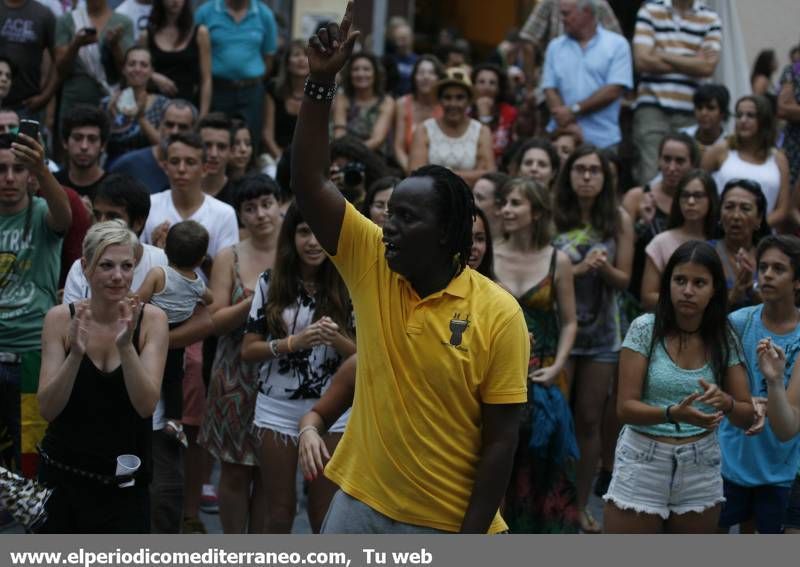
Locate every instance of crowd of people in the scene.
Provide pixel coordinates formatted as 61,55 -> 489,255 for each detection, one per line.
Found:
1,0 -> 800,534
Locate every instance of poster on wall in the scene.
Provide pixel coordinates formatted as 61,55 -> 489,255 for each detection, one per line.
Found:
292,0 -> 347,40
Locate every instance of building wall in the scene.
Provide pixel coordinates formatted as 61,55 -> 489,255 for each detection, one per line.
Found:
736,0 -> 800,73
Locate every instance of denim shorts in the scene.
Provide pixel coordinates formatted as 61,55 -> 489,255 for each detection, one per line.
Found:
785,476 -> 800,530
603,427 -> 725,519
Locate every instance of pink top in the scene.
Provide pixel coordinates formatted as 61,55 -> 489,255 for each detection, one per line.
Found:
645,230 -> 696,272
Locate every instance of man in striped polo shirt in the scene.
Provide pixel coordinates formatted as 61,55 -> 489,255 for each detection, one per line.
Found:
632,0 -> 722,185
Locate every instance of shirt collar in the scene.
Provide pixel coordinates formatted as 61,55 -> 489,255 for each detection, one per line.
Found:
398,266 -> 472,302
664,0 -> 704,13
215,0 -> 257,15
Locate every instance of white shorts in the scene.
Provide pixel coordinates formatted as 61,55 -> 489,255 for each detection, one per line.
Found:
603,426 -> 725,519
253,393 -> 350,440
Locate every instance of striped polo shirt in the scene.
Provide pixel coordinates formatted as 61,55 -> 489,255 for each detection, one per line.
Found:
634,0 -> 722,114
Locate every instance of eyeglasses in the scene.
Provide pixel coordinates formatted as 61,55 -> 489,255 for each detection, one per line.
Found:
679,191 -> 709,202
571,164 -> 602,177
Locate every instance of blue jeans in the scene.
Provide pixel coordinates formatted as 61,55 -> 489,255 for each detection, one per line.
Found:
211,80 -> 265,154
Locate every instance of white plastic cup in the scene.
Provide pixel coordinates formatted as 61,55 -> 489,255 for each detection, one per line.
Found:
115,454 -> 141,488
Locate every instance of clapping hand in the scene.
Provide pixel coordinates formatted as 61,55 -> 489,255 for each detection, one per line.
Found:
745,396 -> 767,436
69,302 -> 91,356
74,27 -> 98,48
306,1 -> 360,82
734,248 -> 755,293
696,378 -> 733,413
317,316 -> 340,346
757,337 -> 786,386
115,296 -> 142,348
672,391 -> 724,430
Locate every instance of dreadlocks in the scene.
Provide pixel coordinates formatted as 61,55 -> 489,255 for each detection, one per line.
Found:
409,165 -> 475,274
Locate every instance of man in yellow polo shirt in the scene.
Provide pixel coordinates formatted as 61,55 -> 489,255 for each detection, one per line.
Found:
291,2 -> 529,534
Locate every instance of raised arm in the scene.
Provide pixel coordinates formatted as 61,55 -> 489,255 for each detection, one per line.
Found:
291,1 -> 359,255
758,339 -> 800,441
13,134 -> 71,234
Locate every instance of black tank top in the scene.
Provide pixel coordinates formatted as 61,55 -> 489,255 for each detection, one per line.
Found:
267,80 -> 299,150
41,304 -> 152,482
148,26 -> 201,106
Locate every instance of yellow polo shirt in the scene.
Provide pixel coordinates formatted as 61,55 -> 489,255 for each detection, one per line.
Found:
325,202 -> 529,533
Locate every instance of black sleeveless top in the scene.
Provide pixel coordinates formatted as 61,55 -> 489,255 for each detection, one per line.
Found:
148,26 -> 201,106
40,304 -> 152,483
266,79 -> 299,150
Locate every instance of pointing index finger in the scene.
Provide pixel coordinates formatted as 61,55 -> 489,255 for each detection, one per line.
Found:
340,1 -> 354,38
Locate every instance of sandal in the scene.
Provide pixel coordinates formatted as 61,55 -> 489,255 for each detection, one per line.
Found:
579,508 -> 602,534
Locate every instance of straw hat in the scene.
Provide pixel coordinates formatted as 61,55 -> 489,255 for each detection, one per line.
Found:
435,66 -> 475,100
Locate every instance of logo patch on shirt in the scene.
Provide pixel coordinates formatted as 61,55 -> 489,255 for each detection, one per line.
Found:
448,313 -> 470,346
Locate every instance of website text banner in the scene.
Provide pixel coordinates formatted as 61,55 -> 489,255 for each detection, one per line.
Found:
0,534 -> 784,567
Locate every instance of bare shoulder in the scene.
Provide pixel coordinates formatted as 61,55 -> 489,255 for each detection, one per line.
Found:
554,248 -> 572,271
214,245 -> 236,267
142,304 -> 168,327
44,303 -> 71,326
622,186 -> 643,206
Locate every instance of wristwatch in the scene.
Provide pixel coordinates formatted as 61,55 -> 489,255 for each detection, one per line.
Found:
570,102 -> 582,116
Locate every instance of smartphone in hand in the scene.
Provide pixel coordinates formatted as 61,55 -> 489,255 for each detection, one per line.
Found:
18,119 -> 40,144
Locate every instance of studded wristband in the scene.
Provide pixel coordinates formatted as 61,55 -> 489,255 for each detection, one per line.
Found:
304,78 -> 337,102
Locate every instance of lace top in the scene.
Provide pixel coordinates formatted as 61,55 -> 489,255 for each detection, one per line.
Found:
622,313 -> 743,438
423,118 -> 482,171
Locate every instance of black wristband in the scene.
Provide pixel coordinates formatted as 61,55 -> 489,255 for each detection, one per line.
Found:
304,78 -> 337,102
665,404 -> 681,432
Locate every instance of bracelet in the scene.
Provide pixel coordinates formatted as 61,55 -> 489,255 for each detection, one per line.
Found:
723,394 -> 735,416
269,339 -> 280,358
304,78 -> 337,102
298,425 -> 319,439
665,404 -> 682,432
287,335 -> 294,353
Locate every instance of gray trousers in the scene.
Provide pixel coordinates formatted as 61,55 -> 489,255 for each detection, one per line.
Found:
632,105 -> 695,185
321,489 -> 449,534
